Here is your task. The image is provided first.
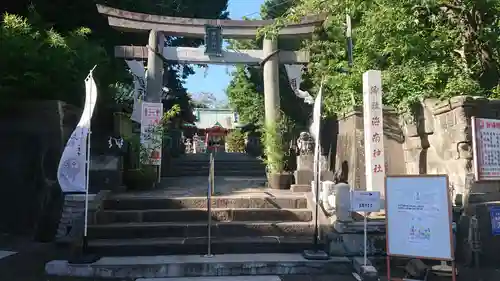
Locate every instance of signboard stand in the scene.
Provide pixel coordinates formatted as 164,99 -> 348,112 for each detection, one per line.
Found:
385,175 -> 457,281
351,190 -> 381,280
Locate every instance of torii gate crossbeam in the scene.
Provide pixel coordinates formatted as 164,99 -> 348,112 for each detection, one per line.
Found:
96,4 -> 325,129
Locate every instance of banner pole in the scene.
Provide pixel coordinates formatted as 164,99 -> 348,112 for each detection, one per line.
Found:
82,76 -> 92,255
363,211 -> 367,266
205,153 -> 214,257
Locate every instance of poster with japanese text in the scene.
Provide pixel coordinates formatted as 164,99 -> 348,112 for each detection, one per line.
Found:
140,102 -> 163,165
472,117 -> 500,181
385,175 -> 453,260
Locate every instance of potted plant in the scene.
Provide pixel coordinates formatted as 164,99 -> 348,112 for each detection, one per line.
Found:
262,121 -> 292,189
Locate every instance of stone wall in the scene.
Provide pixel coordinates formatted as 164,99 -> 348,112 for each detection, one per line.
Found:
0,100 -> 80,240
335,106 -> 406,190
335,96 -> 500,197
55,191 -> 109,244
403,96 -> 500,198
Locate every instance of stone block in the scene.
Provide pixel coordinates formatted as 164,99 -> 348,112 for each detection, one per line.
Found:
296,155 -> 314,171
328,232 -> 386,256
291,184 -> 311,192
352,257 -> 379,281
294,170 -> 313,185
45,253 -> 353,278
89,155 -> 122,193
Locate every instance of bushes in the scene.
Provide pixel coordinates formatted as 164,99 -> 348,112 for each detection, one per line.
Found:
261,122 -> 284,174
226,129 -> 246,153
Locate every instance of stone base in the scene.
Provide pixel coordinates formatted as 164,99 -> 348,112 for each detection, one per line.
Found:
327,231 -> 386,256
45,253 -> 352,278
294,170 -> 335,185
294,170 -> 313,185
291,184 -> 311,192
302,249 -> 329,260
352,257 -> 379,281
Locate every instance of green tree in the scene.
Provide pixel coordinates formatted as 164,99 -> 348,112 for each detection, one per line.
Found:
1,0 -> 229,123
226,0 -> 310,128
261,0 -> 500,117
0,13 -> 106,105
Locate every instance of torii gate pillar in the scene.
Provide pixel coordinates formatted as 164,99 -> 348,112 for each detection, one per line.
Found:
146,30 -> 164,102
263,38 -> 280,126
96,4 -> 325,122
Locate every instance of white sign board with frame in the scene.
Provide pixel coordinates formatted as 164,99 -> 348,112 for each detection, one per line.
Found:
351,191 -> 381,212
385,175 -> 454,261
471,117 -> 500,181
140,102 -> 163,166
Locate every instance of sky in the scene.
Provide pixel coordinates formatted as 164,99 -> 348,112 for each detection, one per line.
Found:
184,0 -> 266,102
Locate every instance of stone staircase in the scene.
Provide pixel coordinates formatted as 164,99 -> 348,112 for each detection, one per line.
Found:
87,193 -> 320,256
166,153 -> 266,177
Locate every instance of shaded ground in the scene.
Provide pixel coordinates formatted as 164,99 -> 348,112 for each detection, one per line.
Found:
2,234 -> 500,281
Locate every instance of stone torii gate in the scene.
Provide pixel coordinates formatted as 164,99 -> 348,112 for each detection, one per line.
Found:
96,4 -> 325,127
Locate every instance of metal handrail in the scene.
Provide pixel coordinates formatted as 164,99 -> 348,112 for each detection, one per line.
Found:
205,153 -> 215,257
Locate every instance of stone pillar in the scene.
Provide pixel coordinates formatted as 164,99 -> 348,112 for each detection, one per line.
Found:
146,30 -> 164,102
263,38 -> 280,125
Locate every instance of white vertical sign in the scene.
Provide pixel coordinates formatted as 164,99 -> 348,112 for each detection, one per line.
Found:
363,70 -> 385,195
57,68 -> 98,193
141,102 -> 163,165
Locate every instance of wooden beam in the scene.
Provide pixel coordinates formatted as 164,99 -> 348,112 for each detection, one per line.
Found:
97,5 -> 325,38
115,46 -> 310,64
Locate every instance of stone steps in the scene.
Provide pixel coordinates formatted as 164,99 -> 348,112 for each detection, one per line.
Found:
95,208 -> 313,224
171,160 -> 264,165
88,195 -> 314,256
88,221 -> 315,240
45,253 -> 352,278
167,170 -> 266,177
87,236 -> 320,256
102,196 -> 308,210
135,277 -> 282,281
166,162 -> 266,177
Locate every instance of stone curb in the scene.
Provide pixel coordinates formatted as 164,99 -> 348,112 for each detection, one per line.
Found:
45,254 -> 352,278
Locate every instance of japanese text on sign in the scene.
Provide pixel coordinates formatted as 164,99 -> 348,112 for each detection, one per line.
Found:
140,102 -> 163,166
351,191 -> 381,212
363,70 -> 385,194
472,117 -> 500,180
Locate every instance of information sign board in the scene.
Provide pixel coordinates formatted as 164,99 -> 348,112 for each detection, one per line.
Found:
385,175 -> 453,261
351,191 -> 381,212
472,117 -> 500,181
490,206 -> 500,236
140,102 -> 163,165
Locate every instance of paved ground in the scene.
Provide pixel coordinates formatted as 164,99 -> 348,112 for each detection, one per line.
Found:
2,233 -> 500,281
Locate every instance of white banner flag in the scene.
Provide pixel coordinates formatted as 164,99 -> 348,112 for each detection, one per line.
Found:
284,64 -> 314,104
125,60 -> 146,123
57,68 -> 98,193
311,81 -> 324,202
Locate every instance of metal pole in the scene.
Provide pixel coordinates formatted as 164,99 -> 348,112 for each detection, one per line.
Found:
363,211 -> 367,266
205,153 -> 214,257
82,74 -> 93,255
312,159 -> 320,250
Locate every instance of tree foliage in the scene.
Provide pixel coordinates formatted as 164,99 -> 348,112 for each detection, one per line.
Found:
226,129 -> 246,153
0,13 -> 106,105
1,0 -> 229,123
260,0 -> 500,117
226,0 -> 310,129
